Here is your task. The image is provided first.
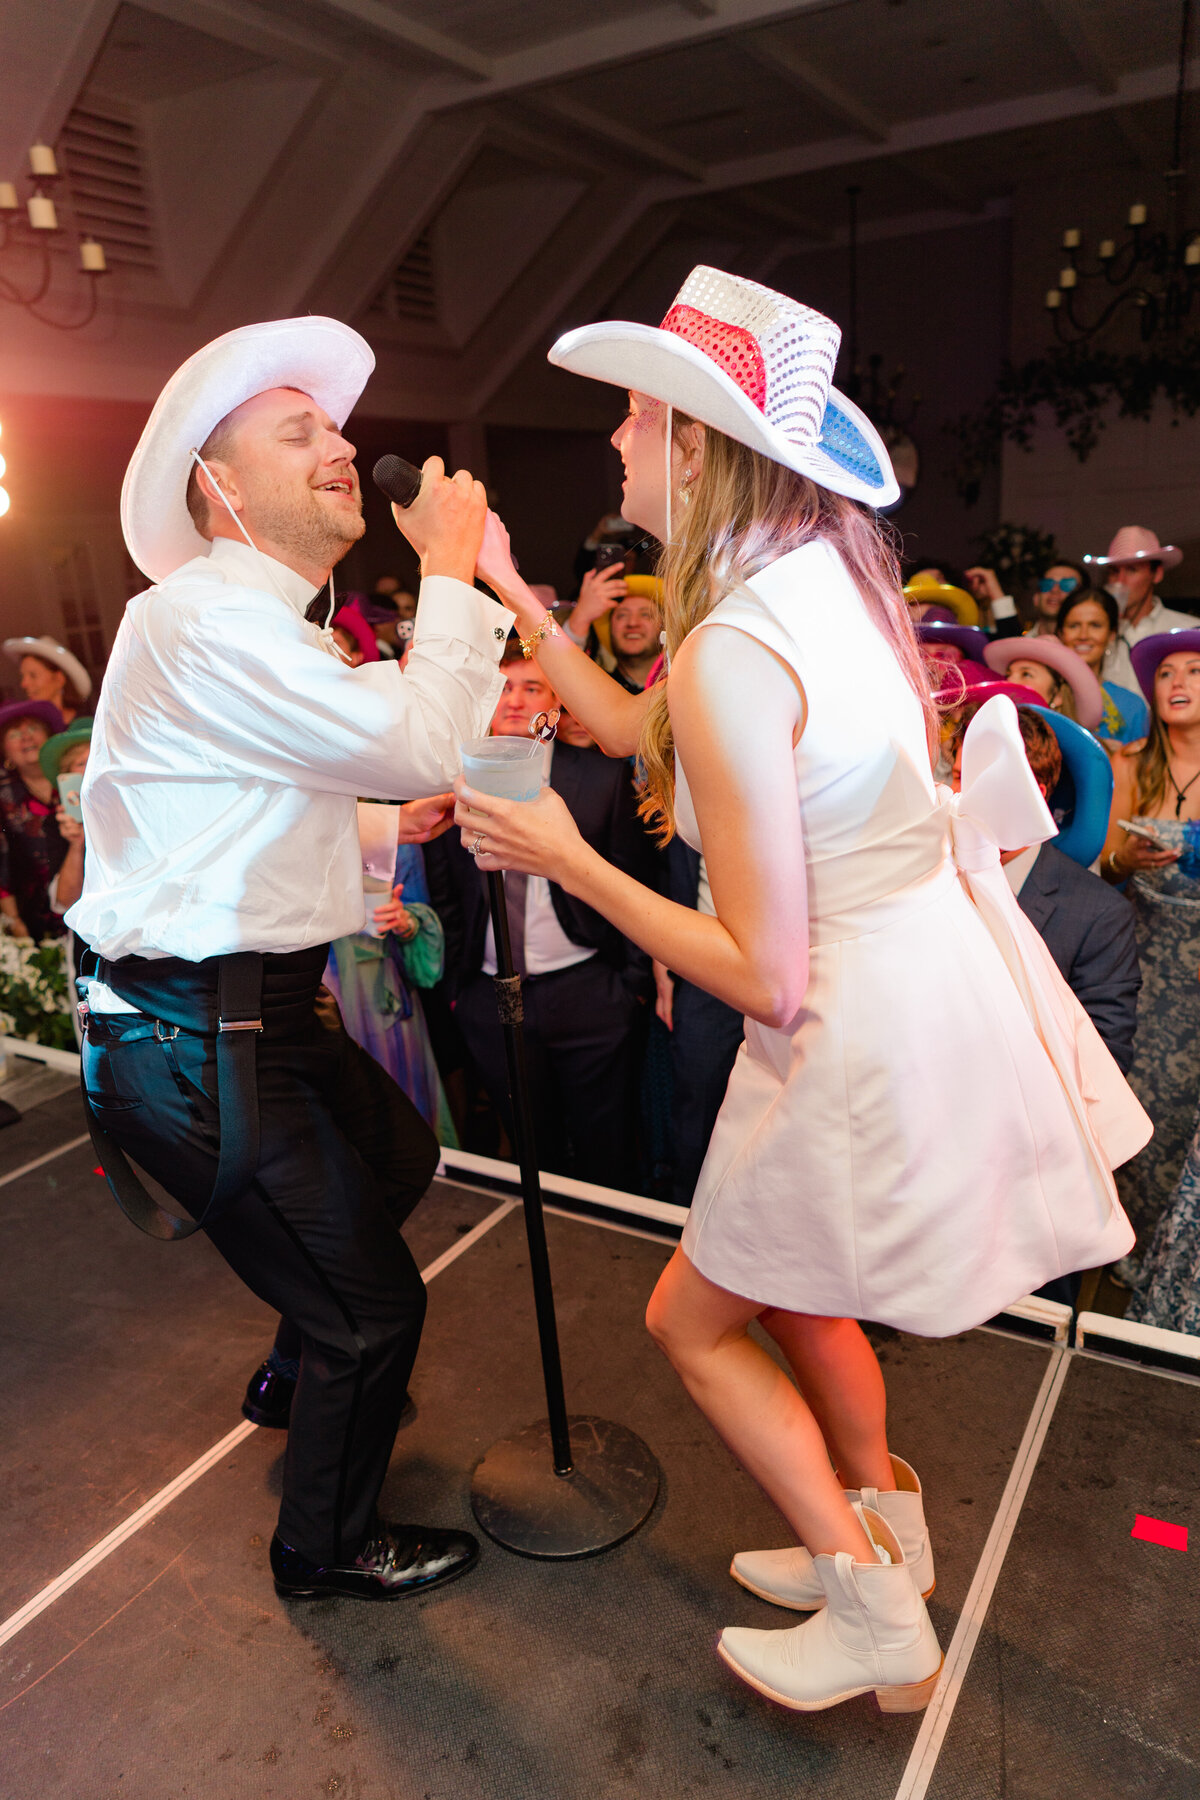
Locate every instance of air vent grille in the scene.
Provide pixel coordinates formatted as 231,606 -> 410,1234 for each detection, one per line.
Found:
372,229 -> 437,323
60,104 -> 158,272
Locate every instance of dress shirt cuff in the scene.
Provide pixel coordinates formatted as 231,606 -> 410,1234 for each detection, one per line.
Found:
413,575 -> 514,656
991,594 -> 1017,619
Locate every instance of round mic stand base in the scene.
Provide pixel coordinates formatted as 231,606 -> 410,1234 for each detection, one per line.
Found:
471,1415 -> 659,1560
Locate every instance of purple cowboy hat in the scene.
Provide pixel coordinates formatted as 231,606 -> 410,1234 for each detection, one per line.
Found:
1129,628 -> 1200,704
917,621 -> 990,663
983,635 -> 1104,731
0,699 -> 64,739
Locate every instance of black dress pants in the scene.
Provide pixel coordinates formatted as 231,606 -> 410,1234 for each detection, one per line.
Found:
455,955 -> 645,1192
81,952 -> 439,1564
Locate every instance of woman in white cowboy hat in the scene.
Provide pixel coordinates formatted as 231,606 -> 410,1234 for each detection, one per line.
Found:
461,266 -> 1148,1716
3,636 -> 92,725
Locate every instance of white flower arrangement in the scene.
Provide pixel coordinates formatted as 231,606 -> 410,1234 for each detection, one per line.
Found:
0,935 -> 75,1050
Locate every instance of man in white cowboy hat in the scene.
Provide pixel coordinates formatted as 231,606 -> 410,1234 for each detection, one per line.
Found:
1083,525 -> 1192,690
67,315 -> 514,1603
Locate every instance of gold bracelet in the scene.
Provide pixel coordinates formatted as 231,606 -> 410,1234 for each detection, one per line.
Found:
518,615 -> 560,659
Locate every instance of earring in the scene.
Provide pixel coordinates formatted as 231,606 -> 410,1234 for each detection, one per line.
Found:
678,468 -> 695,508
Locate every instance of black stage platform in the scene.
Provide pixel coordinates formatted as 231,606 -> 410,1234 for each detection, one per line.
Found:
2,1083 -> 1198,1799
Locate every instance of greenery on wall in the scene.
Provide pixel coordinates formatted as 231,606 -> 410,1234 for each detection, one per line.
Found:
970,521 -> 1060,597
946,337 -> 1200,505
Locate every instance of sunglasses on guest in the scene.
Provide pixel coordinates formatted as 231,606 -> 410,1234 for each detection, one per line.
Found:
1037,575 -> 1079,595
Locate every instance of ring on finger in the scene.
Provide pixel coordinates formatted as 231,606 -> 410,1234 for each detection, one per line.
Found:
469,832 -> 485,856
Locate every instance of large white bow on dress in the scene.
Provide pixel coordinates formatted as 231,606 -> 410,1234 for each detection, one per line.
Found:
942,696 -> 1151,1178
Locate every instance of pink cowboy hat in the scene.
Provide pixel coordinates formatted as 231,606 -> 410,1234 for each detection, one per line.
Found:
331,603 -> 380,663
548,266 -> 899,507
953,676 -> 1046,711
983,635 -> 1104,730
1083,525 -> 1182,572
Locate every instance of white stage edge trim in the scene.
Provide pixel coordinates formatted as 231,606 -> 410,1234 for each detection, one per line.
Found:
1075,1308 -> 1200,1364
893,1346 -> 1071,1800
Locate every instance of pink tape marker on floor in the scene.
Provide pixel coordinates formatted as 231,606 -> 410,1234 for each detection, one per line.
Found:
1131,1514 -> 1188,1552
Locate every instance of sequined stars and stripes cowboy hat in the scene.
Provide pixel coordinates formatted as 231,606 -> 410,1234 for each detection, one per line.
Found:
547,265 -> 900,508
121,317 -> 375,584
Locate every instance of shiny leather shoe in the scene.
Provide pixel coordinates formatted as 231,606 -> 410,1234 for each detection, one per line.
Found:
242,1363 -> 417,1432
270,1521 -> 480,1601
242,1361 -> 295,1429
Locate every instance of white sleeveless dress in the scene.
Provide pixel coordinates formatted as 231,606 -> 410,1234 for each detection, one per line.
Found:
675,540 -> 1148,1336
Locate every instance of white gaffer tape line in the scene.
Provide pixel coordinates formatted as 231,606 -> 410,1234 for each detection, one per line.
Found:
892,1344 -> 1072,1800
0,1133 -> 91,1191
0,1195 -> 517,1655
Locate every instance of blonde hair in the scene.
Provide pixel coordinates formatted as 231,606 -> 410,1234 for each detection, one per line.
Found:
638,416 -> 937,840
1132,712 -> 1172,818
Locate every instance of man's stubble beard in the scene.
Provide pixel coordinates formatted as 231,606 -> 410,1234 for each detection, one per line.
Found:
250,475 -> 365,572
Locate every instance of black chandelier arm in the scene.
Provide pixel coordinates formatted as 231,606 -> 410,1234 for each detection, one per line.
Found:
0,240 -> 56,308
1051,280 -> 1165,345
21,277 -> 102,333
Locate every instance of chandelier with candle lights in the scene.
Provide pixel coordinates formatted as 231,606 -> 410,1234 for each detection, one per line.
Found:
0,142 -> 108,331
1044,0 -> 1197,346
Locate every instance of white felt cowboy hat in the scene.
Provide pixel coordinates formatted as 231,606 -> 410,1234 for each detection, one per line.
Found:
548,265 -> 899,508
121,316 -> 375,583
3,635 -> 92,701
1083,525 -> 1182,572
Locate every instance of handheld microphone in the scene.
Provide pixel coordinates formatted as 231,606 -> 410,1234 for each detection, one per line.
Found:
373,453 -> 423,508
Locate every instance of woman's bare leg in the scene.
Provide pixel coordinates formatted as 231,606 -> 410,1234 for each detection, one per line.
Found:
759,1310 -> 896,1492
646,1249 -> 875,1560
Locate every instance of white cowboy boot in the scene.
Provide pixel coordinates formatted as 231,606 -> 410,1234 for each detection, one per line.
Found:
719,1505 -> 942,1714
730,1454 -> 934,1609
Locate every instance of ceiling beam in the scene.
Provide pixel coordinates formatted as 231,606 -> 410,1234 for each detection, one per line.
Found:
0,0 -> 119,183
423,0 -> 852,109
695,55 -> 1200,196
736,186 -> 831,240
1027,0 -> 1117,94
524,93 -> 705,181
463,183 -> 684,414
305,0 -> 492,78
137,0 -> 341,73
739,28 -> 888,141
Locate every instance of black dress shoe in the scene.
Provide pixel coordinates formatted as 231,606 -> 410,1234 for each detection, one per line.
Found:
270,1521 -> 480,1601
242,1362 -> 417,1431
242,1361 -> 295,1429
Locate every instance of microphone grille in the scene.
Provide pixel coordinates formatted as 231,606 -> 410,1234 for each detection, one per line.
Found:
373,453 -> 422,508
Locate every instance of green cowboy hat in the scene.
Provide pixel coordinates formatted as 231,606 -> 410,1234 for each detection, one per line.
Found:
39,715 -> 93,784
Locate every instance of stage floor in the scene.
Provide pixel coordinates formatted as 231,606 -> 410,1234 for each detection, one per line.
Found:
2,1081 -> 1197,1800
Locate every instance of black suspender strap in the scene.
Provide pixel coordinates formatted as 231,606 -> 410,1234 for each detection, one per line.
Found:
80,951 -> 265,1241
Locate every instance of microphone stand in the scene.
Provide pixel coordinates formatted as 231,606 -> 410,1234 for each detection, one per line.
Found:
467,717 -> 659,1558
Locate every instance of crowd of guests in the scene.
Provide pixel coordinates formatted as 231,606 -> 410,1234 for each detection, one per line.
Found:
5,519 -> 1200,1338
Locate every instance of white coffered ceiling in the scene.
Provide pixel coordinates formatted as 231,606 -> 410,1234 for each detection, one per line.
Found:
1,0 -> 1195,419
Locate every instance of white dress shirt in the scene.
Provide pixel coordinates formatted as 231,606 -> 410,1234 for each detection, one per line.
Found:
481,743 -> 595,977
1103,597 -> 1196,692
1002,843 -> 1041,896
67,536 -> 513,962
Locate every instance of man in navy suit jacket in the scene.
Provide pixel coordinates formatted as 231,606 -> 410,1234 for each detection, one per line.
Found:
426,648 -> 657,1192
1013,840 -> 1140,1073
